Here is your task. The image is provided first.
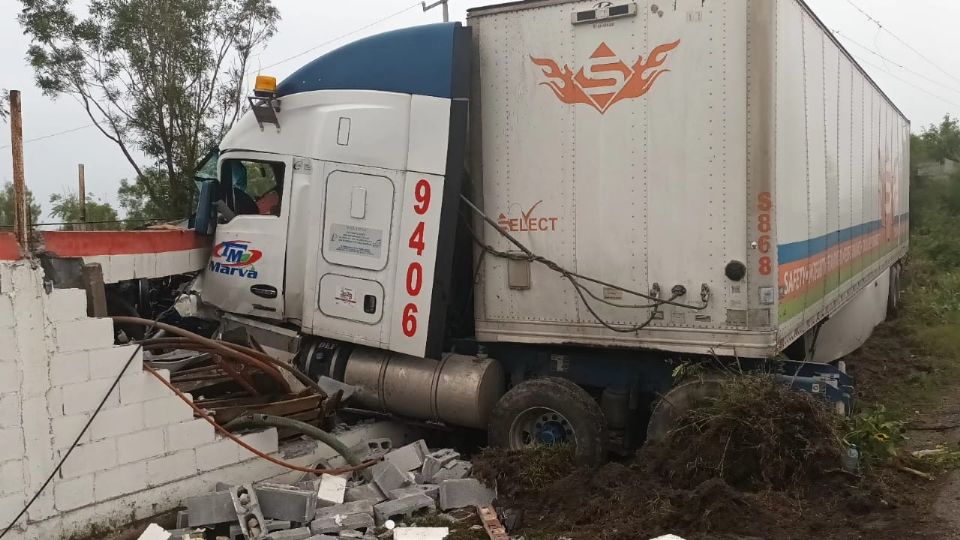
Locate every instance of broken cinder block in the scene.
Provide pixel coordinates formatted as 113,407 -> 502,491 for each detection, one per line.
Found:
313,499 -> 375,519
256,483 -> 318,523
388,484 -> 439,502
344,482 -> 387,504
316,473 -> 347,507
265,526 -> 313,539
372,461 -> 412,494
373,493 -> 436,525
430,460 -> 471,483
439,478 -> 496,511
383,439 -> 429,472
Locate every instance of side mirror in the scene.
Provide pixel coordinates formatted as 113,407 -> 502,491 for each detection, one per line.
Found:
194,181 -> 217,235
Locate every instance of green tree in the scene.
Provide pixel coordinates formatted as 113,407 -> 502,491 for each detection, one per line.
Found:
19,0 -> 279,217
49,191 -> 119,230
117,168 -> 177,226
0,182 -> 42,228
919,115 -> 960,164
0,90 -> 8,123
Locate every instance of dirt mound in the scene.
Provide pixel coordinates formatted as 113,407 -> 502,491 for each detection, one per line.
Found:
473,375 -> 934,539
654,375 -> 845,491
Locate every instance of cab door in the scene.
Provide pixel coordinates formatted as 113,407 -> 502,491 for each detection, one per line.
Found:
203,151 -> 292,319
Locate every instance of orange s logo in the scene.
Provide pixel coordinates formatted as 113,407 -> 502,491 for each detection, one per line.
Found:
530,40 -> 680,114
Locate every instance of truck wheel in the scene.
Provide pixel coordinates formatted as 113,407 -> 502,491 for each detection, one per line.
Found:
886,264 -> 902,320
488,377 -> 606,466
646,377 -> 724,443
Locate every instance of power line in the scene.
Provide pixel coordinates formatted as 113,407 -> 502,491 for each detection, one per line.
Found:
260,1 -> 423,71
845,0 -> 960,87
853,54 -> 960,110
834,30 -> 960,98
0,123 -> 95,150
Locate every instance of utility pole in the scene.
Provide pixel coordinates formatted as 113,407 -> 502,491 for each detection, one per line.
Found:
9,90 -> 28,246
78,164 -> 86,231
422,0 -> 449,22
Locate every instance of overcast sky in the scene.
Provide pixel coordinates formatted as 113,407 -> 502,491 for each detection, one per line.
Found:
1,0 -> 959,221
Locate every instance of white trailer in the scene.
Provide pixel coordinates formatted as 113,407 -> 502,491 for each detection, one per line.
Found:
467,0 -> 908,359
182,0 -> 908,462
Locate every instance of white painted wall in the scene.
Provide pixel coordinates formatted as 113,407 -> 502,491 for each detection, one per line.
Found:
0,260 -> 415,539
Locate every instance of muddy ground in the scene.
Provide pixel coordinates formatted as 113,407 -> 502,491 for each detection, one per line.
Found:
468,320 -> 960,540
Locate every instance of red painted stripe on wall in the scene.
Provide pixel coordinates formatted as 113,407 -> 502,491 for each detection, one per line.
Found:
0,233 -> 21,260
41,231 -> 208,257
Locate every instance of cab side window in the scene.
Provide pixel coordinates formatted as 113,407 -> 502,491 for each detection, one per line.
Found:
220,159 -> 285,217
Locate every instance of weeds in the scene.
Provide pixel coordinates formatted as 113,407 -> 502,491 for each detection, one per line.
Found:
843,406 -> 908,466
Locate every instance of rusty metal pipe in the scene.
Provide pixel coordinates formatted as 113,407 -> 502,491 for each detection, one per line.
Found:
112,316 -> 291,393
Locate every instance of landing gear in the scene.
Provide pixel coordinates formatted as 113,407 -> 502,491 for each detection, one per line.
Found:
488,377 -> 607,465
886,263 -> 902,320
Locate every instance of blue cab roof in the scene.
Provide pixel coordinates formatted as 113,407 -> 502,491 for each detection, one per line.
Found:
277,22 -> 469,100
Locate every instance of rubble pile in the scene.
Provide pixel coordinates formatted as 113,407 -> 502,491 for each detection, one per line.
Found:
156,439 -> 496,540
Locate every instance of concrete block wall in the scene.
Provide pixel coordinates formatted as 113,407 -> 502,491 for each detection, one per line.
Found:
0,261 -> 284,540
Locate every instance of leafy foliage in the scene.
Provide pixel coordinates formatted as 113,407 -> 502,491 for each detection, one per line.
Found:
0,182 -> 42,228
19,0 -> 280,217
117,168 -> 180,226
49,191 -> 119,230
843,406 -> 907,466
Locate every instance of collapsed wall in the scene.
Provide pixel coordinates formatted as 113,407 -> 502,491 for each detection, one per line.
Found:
0,234 -> 413,539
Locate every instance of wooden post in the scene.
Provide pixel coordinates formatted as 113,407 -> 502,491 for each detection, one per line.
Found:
9,90 -> 28,245
78,164 -> 86,231
81,263 -> 108,317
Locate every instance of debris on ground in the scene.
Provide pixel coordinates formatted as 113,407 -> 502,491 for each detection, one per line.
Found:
168,439 -> 495,539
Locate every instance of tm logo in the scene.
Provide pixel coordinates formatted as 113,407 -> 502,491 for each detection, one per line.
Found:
209,240 -> 262,279
530,40 -> 680,114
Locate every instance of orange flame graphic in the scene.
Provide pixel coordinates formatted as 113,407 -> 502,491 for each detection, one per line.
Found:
531,40 -> 681,114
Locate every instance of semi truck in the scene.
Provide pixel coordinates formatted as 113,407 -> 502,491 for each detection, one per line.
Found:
184,0 -> 909,463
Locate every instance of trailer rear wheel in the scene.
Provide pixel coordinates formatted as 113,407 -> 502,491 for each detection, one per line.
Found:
646,377 -> 724,442
488,377 -> 606,466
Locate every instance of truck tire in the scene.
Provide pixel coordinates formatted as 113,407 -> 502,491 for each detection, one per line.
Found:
646,377 -> 724,443
886,263 -> 902,320
488,377 -> 606,466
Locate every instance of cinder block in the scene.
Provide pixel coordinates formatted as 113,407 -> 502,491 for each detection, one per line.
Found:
344,483 -> 386,504
59,438 -> 117,478
88,344 -> 142,380
51,413 -> 91,450
316,473 -> 347,507
338,511 -> 376,531
309,515 -> 341,534
0,493 -> 25,528
264,527 -> 313,539
93,460 -> 147,501
54,318 -> 114,352
142,395 -> 194,428
0,296 -> 13,328
0,460 -> 23,496
0,362 -> 19,394
389,484 -> 439,502
196,438 -> 241,472
45,387 -> 63,417
53,473 -> 94,511
49,351 -> 90,386
186,490 -> 234,527
0,427 -> 24,463
60,378 -> 120,415
384,440 -> 428,472
313,500 -> 373,519
373,493 -> 435,525
256,483 -> 318,523
0,329 -> 17,362
0,392 -> 21,429
44,288 -> 87,323
119,370 -> 172,404
117,427 -> 164,464
438,478 -> 496,511
104,255 -> 134,284
133,253 -> 157,279
147,450 -> 197,486
430,460 -> 471,483
393,528 -> 450,540
237,428 -> 279,459
166,418 -> 216,451
88,403 -> 143,441
371,461 -> 411,494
